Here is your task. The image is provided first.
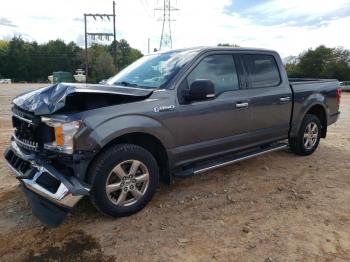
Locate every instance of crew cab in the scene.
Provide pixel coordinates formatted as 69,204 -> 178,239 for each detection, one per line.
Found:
4,47 -> 341,226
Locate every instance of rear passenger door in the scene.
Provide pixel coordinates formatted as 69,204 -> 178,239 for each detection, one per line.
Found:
241,53 -> 292,144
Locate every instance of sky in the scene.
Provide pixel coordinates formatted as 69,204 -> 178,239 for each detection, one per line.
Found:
0,0 -> 350,57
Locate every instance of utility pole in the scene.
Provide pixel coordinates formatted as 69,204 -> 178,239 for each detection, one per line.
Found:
113,1 -> 117,68
84,14 -> 88,82
154,0 -> 179,50
84,1 -> 117,82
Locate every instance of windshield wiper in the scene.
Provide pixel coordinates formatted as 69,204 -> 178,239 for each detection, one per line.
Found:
115,81 -> 139,87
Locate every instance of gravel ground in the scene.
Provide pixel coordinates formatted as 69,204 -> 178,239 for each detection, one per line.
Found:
0,84 -> 349,262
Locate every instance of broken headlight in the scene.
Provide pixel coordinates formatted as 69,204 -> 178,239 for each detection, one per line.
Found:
41,117 -> 84,154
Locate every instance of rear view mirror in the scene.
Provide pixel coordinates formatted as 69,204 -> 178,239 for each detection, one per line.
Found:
183,79 -> 215,101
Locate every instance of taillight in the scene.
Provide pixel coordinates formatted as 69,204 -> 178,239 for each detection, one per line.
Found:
336,87 -> 341,108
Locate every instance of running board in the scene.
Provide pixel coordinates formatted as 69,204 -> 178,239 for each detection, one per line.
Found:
173,142 -> 288,177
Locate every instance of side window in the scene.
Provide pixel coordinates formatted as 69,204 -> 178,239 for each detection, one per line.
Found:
243,54 -> 281,88
187,54 -> 239,95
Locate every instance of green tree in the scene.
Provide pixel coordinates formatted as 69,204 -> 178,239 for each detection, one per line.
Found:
38,39 -> 82,81
86,40 -> 142,82
109,39 -> 143,72
285,63 -> 300,78
0,37 -> 83,82
5,36 -> 35,81
88,44 -> 116,83
286,45 -> 350,80
0,36 -> 143,83
94,52 -> 116,82
0,40 -> 9,78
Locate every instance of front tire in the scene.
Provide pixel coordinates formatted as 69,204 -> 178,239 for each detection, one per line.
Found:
289,114 -> 322,156
88,144 -> 159,217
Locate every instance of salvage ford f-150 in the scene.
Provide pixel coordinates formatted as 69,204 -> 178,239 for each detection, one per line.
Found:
4,47 -> 341,226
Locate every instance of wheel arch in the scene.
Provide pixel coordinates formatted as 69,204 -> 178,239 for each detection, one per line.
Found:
306,104 -> 327,138
86,132 -> 171,184
291,102 -> 328,138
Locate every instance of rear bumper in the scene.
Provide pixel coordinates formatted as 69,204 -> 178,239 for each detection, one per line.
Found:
4,139 -> 90,226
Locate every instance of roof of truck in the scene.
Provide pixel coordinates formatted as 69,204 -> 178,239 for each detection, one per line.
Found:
155,46 -> 277,54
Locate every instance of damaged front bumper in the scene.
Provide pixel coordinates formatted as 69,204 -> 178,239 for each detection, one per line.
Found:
4,139 -> 90,227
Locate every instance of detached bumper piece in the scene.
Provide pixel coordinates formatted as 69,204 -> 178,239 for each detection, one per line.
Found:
4,140 -> 90,227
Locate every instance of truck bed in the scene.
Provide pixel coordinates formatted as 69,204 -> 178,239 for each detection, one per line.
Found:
289,78 -> 340,137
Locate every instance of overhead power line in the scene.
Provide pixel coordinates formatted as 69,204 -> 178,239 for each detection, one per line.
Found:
139,0 -> 154,18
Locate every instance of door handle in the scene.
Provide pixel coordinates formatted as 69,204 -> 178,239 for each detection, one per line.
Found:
280,96 -> 291,102
235,102 -> 249,109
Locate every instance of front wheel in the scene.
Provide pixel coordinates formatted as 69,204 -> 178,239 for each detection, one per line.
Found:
289,114 -> 322,156
88,144 -> 159,217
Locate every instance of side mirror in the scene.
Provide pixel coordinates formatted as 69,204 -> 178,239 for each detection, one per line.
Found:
183,79 -> 215,101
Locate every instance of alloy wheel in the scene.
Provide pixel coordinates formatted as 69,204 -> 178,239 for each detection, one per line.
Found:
106,159 -> 150,207
303,122 -> 319,150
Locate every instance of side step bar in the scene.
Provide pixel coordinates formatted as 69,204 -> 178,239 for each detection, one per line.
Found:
174,142 -> 288,177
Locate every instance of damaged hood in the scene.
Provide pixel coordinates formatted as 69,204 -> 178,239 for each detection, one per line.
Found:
12,83 -> 153,115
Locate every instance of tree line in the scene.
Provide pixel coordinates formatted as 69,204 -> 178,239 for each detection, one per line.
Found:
0,37 -> 142,83
285,45 -> 350,81
1,38 -> 349,83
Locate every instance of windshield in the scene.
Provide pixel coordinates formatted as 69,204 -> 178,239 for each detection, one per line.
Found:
106,49 -> 200,89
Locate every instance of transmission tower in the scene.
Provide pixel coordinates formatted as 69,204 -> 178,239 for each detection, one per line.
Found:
155,0 -> 179,50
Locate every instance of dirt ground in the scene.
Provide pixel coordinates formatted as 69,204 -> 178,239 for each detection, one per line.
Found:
0,83 -> 349,262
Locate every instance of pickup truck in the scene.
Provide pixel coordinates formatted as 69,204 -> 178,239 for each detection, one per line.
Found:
340,81 -> 350,91
4,47 -> 341,227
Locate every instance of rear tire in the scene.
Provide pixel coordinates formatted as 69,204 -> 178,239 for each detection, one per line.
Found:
289,114 -> 322,156
88,143 -> 159,217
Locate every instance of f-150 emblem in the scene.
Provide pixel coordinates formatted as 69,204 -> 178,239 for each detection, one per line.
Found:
153,105 -> 175,113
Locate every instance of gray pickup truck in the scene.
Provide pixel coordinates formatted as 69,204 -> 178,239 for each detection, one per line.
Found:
4,47 -> 341,226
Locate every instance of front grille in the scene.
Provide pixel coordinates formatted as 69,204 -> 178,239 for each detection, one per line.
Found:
11,106 -> 55,151
13,134 -> 39,151
12,106 -> 37,124
4,149 -> 36,178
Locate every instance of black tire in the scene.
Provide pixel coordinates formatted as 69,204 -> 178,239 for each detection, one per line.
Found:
88,143 -> 159,217
289,114 -> 322,156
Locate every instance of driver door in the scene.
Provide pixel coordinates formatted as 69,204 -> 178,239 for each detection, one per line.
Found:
171,53 -> 252,165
